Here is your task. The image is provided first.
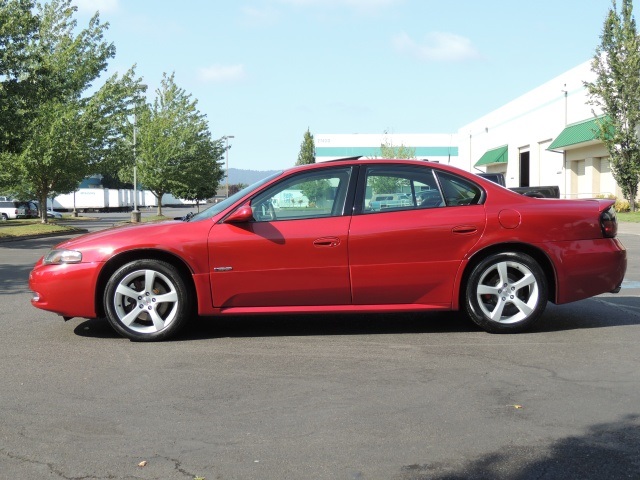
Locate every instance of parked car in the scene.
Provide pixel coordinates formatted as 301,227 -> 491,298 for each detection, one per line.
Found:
369,193 -> 412,211
0,200 -> 28,220
29,159 -> 627,341
26,201 -> 39,218
47,208 -> 63,219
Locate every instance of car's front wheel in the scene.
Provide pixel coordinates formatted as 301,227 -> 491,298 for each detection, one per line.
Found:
104,259 -> 193,341
465,252 -> 548,333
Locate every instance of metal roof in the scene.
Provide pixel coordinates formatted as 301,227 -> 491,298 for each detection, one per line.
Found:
548,117 -> 606,150
474,145 -> 508,167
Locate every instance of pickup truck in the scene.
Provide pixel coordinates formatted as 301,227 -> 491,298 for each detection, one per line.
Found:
369,193 -> 412,211
477,173 -> 560,198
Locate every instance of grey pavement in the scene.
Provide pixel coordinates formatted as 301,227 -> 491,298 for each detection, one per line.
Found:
619,221 -> 640,235
0,215 -> 638,479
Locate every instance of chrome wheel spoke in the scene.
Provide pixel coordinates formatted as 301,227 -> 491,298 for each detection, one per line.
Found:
489,300 -> 506,320
477,284 -> 500,296
115,284 -> 139,301
144,269 -> 156,293
513,272 -> 536,291
496,262 -> 509,284
149,309 -> 166,331
121,307 -> 141,327
155,291 -> 178,304
511,295 -> 534,317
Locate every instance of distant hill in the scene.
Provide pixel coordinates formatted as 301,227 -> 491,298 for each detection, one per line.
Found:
227,168 -> 281,186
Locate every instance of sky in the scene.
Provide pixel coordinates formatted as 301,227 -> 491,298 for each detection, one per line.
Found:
71,0 -> 613,171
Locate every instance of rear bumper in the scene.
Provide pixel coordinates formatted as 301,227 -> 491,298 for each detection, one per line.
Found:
548,238 -> 627,304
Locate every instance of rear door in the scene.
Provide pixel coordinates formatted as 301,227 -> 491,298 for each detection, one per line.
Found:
348,164 -> 487,306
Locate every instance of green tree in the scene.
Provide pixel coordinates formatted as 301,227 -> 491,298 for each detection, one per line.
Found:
132,73 -> 223,216
295,128 -> 315,165
0,0 -> 39,156
299,179 -> 331,206
0,0 -> 141,221
379,137 -> 416,159
228,183 -> 248,196
585,0 -> 640,211
170,138 -> 225,212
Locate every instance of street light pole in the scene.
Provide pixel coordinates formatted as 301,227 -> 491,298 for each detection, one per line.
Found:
224,135 -> 235,198
130,85 -> 146,223
131,113 -> 141,222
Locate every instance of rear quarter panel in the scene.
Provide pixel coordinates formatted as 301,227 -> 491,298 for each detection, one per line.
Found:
466,193 -> 626,305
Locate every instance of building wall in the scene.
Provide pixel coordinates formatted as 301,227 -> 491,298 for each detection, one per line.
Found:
315,133 -> 458,164
317,61 -> 632,200
455,61 -> 608,198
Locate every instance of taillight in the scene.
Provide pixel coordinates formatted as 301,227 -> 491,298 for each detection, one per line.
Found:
600,206 -> 618,238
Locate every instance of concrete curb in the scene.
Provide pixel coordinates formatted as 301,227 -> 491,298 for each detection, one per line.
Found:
0,229 -> 89,244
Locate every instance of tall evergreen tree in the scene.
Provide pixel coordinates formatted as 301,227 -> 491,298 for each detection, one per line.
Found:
295,128 -> 315,165
585,0 -> 640,211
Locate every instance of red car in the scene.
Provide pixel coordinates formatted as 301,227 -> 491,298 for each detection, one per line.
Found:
29,159 -> 627,341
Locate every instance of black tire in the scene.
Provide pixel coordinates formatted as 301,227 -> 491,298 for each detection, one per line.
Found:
465,252 -> 547,333
103,259 -> 193,341
1,213 -> 7,221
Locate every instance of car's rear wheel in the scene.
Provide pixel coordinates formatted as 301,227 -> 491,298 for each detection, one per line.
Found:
104,259 -> 193,341
465,252 -> 547,333
1,213 -> 7,221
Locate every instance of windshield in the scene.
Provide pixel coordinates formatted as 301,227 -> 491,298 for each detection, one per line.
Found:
189,171 -> 283,221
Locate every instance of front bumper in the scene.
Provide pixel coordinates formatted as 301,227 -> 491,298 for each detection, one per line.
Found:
29,259 -> 102,318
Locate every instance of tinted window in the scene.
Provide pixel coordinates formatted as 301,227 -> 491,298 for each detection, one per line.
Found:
435,171 -> 484,206
251,167 -> 352,221
361,165 -> 444,213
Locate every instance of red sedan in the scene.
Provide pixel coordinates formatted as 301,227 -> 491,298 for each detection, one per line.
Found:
29,159 -> 627,341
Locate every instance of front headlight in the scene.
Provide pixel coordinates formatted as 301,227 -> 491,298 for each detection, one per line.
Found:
43,249 -> 83,265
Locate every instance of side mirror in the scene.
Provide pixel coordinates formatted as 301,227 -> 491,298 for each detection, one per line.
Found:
224,204 -> 254,224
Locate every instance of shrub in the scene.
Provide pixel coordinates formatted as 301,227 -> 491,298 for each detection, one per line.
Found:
614,199 -> 631,212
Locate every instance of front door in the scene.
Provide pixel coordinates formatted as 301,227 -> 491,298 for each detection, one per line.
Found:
209,166 -> 354,308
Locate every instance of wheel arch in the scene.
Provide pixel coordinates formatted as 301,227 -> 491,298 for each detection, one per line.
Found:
95,249 -> 196,318
458,242 -> 557,308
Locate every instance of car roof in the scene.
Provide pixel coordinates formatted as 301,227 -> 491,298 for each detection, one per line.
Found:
290,158 -> 480,180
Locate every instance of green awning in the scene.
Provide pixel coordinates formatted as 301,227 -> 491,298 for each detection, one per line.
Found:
475,145 -> 508,167
548,117 -> 607,150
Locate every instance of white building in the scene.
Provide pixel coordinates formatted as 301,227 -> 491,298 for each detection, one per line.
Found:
315,133 -> 458,164
318,60 -> 627,200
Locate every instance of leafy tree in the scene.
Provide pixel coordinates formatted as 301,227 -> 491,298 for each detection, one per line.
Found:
379,138 -> 416,159
369,175 -> 409,195
585,0 -> 640,211
0,0 -> 141,221
170,138 -> 225,212
299,179 -> 331,206
0,0 -> 39,156
132,73 -> 223,216
228,183 -> 248,196
295,128 -> 315,165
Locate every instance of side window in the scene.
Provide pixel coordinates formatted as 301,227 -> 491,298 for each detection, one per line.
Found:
363,165 -> 444,213
435,171 -> 483,206
251,167 -> 352,221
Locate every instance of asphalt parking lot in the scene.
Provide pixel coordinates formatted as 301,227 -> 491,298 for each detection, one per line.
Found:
0,212 -> 639,479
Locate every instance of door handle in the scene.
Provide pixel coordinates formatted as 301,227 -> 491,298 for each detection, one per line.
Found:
313,237 -> 341,247
452,225 -> 478,235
